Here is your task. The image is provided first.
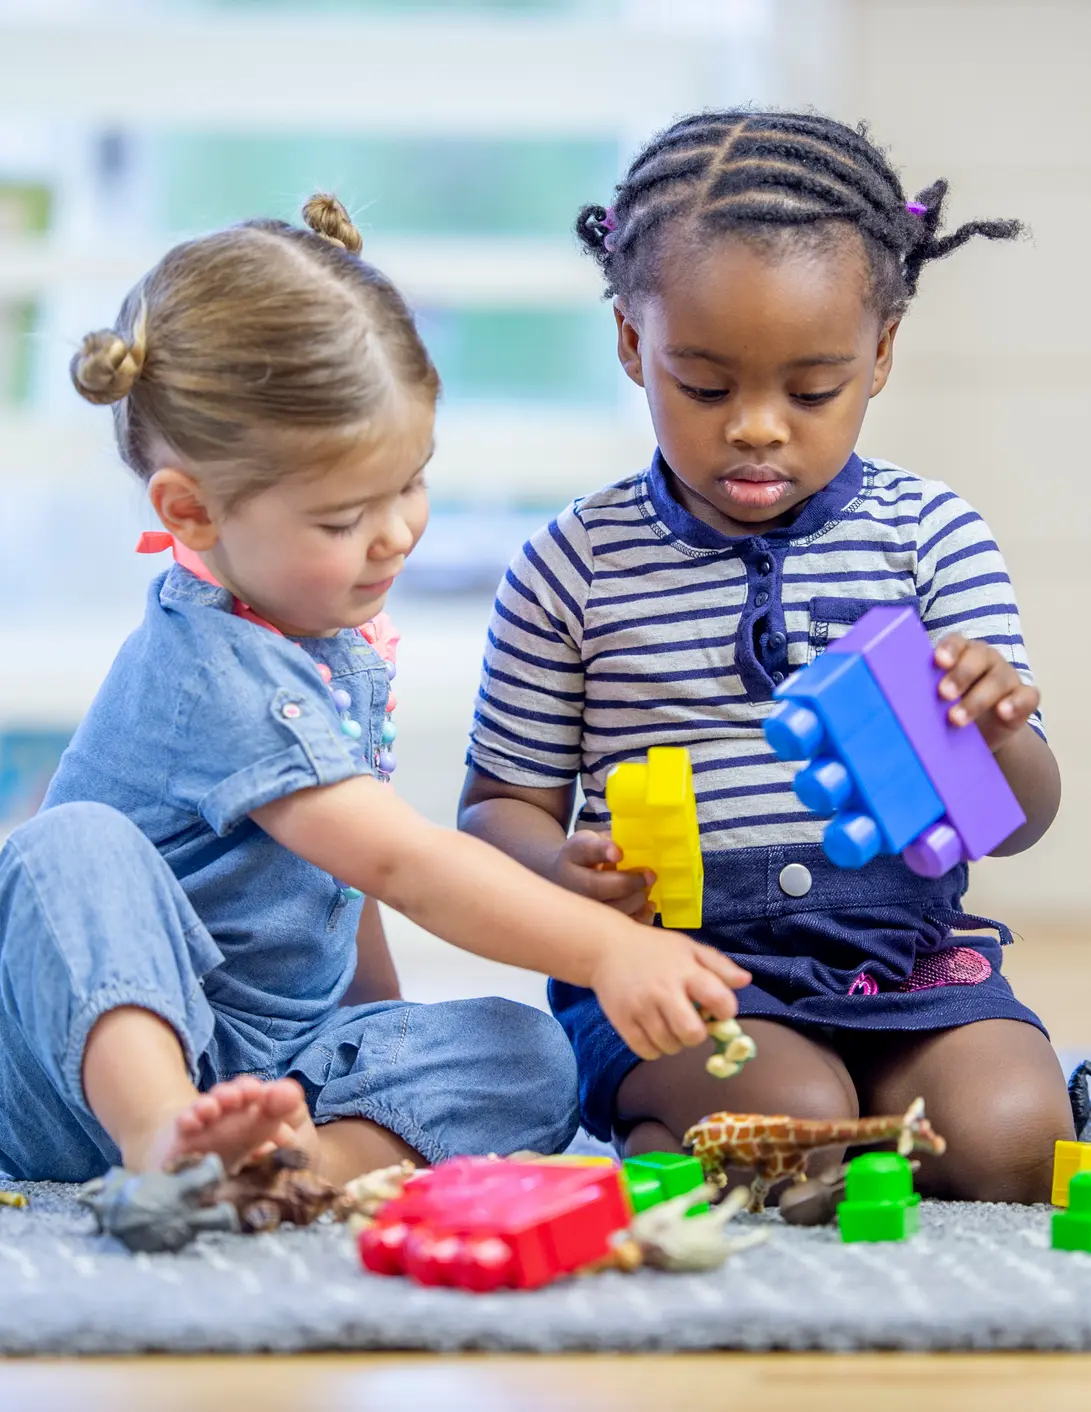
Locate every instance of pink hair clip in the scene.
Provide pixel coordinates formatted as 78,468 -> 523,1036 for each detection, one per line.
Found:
906,201 -> 928,216
603,205 -> 618,252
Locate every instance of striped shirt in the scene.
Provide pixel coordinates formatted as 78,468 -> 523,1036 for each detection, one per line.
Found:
468,452 -> 1042,852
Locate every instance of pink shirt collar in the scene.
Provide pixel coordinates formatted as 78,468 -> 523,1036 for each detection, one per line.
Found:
136,531 -> 400,661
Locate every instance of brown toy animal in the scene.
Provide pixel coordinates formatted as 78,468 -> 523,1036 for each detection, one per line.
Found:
172,1146 -> 345,1233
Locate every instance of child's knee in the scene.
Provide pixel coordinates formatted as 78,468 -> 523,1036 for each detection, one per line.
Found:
947,1107 -> 1072,1204
466,998 -> 580,1153
5,800 -> 143,870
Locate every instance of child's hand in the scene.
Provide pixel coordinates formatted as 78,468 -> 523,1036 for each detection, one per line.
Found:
547,831 -> 655,922
934,634 -> 1040,751
588,927 -> 751,1061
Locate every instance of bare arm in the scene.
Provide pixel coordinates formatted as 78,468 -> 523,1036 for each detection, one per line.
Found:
341,896 -> 402,1005
458,768 -> 654,918
989,726 -> 1061,855
252,775 -> 749,1060
934,633 -> 1061,855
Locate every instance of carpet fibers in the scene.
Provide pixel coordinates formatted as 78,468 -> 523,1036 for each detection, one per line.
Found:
0,1182 -> 1088,1354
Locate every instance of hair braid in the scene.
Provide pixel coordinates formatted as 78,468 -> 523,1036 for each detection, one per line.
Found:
575,109 -> 1025,317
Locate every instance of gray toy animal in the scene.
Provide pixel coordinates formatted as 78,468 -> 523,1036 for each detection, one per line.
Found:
79,1153 -> 241,1252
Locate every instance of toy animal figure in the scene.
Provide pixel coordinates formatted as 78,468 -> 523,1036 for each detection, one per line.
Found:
79,1146 -> 348,1252
341,1160 -> 418,1233
684,1097 -> 946,1213
703,1015 -> 758,1079
79,1153 -> 241,1252
626,1183 -> 768,1271
210,1146 -> 346,1233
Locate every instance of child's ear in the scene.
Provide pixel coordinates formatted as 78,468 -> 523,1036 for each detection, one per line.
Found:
148,468 -> 219,551
870,318 -> 900,398
614,299 -> 645,388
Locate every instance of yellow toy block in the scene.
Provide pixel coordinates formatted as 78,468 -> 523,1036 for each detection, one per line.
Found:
1052,1140 -> 1091,1206
606,746 -> 703,929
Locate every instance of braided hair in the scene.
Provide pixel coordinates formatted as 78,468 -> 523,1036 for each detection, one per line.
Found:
576,110 -> 1023,318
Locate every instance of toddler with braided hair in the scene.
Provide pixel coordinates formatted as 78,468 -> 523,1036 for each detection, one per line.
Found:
460,111 -> 1075,1203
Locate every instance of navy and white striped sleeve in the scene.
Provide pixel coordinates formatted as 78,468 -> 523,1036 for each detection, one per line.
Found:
915,481 -> 1044,739
466,505 -> 592,788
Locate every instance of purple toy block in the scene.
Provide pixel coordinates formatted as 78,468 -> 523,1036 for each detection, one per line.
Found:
828,607 -> 1025,861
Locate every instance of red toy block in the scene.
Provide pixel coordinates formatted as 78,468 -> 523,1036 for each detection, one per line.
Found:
357,1158 -> 633,1292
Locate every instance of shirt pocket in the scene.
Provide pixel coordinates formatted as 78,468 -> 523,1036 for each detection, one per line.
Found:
807,595 -> 917,661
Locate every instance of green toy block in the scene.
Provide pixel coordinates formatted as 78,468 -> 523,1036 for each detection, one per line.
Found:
1052,1170 -> 1091,1252
837,1153 -> 920,1243
621,1152 -> 708,1216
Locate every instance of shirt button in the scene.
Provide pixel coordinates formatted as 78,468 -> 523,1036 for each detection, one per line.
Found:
754,591 -> 769,607
771,670 -> 785,685
779,863 -> 812,897
759,558 -> 772,574
768,631 -> 786,651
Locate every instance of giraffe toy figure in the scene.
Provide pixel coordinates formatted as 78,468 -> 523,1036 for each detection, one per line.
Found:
684,1097 -> 946,1213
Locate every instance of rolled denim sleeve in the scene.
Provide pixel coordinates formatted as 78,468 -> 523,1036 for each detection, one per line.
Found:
169,634 -> 361,835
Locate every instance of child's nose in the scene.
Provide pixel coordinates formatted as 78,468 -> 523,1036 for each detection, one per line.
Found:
371,510 -> 415,559
725,399 -> 788,450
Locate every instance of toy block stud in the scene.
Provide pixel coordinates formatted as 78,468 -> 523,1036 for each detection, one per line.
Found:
837,1153 -> 920,1243
1052,1171 -> 1091,1251
901,820 -> 965,879
622,1153 -> 709,1217
764,648 -> 945,868
1052,1140 -> 1091,1207
606,746 -> 703,929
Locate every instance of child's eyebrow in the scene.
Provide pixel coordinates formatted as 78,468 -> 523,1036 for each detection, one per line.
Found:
667,346 -> 857,370
782,353 -> 858,369
309,445 -> 435,515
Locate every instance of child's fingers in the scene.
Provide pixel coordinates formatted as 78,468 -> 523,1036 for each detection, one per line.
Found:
937,637 -> 991,702
933,632 -> 968,672
691,941 -> 752,991
616,1014 -> 661,1062
584,867 -> 653,903
657,992 -> 709,1049
631,1006 -> 682,1058
993,682 -> 1040,726
949,666 -> 1022,726
565,831 -> 621,868
687,966 -> 743,1025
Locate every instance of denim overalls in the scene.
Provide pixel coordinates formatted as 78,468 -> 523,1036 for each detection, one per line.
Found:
0,565 -> 578,1179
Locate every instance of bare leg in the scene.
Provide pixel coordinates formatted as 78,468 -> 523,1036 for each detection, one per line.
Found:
83,1007 -> 311,1173
846,1019 -> 1073,1202
617,1018 -> 860,1194
313,1119 -> 424,1185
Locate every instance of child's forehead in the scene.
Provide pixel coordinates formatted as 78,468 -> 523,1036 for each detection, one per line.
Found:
645,233 -> 877,359
284,407 -> 436,510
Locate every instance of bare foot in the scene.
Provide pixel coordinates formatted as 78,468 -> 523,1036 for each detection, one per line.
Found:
137,1077 -> 313,1173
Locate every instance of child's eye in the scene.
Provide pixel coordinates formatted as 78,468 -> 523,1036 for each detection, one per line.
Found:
677,382 -> 728,403
793,386 -> 845,406
320,517 -> 363,537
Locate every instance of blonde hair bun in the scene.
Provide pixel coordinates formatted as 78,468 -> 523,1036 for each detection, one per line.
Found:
302,193 -> 363,254
70,329 -> 146,405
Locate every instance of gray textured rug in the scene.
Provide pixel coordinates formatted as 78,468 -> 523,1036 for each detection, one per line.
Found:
1,1181 -> 1089,1354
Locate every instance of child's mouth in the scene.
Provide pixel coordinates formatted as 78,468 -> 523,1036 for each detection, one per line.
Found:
717,467 -> 793,511
356,574 -> 397,596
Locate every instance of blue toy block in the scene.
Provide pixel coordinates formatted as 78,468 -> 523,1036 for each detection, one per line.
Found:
765,649 -> 945,868
828,607 -> 1025,868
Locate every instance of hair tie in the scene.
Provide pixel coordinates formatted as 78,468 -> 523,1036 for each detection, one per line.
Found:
906,201 -> 928,216
602,205 -> 618,252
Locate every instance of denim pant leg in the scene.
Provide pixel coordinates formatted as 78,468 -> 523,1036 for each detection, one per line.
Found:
292,997 -> 581,1163
0,802 -> 223,1180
